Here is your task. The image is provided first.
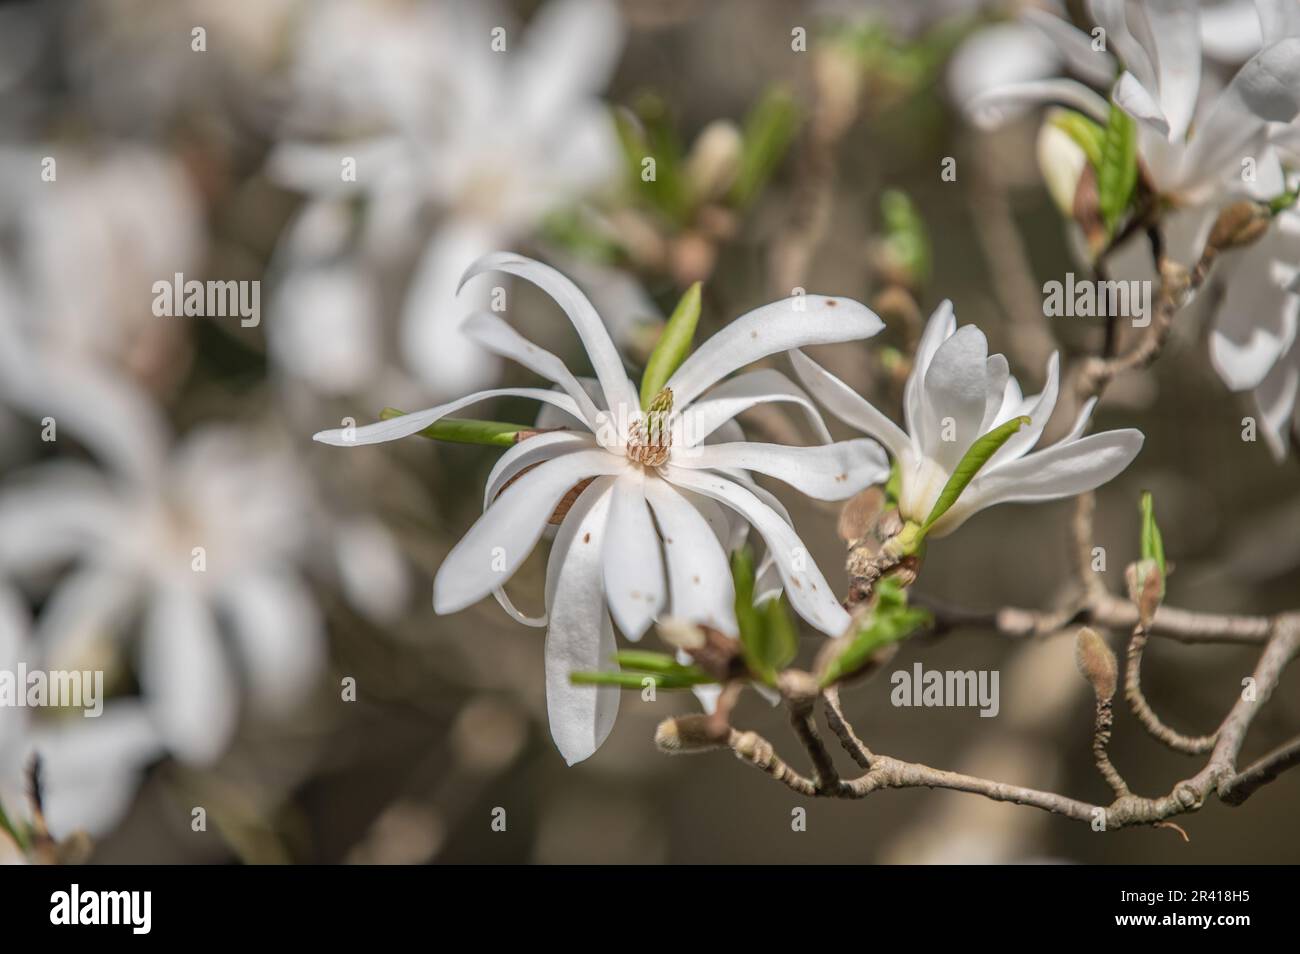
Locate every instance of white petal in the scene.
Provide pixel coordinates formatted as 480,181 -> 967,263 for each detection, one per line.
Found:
947,21 -> 1062,117
484,430 -> 599,509
921,324 -> 989,469
511,0 -> 624,130
401,220 -> 501,398
643,477 -> 737,632
980,354 -> 1010,432
139,586 -> 238,766
313,387 -> 585,446
789,349 -> 911,461
1256,0 -> 1300,43
674,367 -> 832,447
1184,39 -> 1300,185
1253,347 -> 1300,459
964,78 -> 1111,128
931,429 -> 1145,537
32,701 -> 162,837
660,466 -> 850,636
460,311 -> 602,426
1089,0 -> 1156,89
333,517 -> 410,626
988,352 -> 1061,468
0,467 -> 120,570
1114,71 -> 1170,137
1210,247 -> 1300,391
493,586 -> 547,627
1129,0 -> 1201,142
266,136 -> 407,196
219,571 -> 324,716
663,295 -> 884,409
905,301 -> 956,453
35,564 -> 138,671
1022,9 -> 1116,85
602,469 -> 665,641
434,448 -> 626,614
544,478 -> 619,765
460,252 -> 639,416
672,439 -> 888,501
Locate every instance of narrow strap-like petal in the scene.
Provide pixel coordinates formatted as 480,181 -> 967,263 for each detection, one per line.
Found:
602,469 -> 666,641
664,294 -> 884,409
543,477 -> 619,765
790,350 -> 911,461
313,387 -> 585,446
483,430 -> 598,509
433,448 -> 626,614
459,252 -> 639,416
675,367 -> 833,447
643,477 -> 737,633
461,311 -> 603,427
661,466 -> 851,636
928,429 -> 1145,538
671,439 -> 888,501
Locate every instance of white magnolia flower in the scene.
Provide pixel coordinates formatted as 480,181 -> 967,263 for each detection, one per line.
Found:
0,583 -> 162,857
315,253 -> 890,763
0,415 -> 326,768
270,0 -> 625,399
967,0 -> 1300,263
792,302 -> 1145,538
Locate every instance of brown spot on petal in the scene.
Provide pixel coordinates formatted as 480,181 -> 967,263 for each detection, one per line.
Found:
827,299 -> 838,307
582,533 -> 591,543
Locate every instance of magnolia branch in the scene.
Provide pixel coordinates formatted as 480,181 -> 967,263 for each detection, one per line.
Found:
719,611 -> 1298,829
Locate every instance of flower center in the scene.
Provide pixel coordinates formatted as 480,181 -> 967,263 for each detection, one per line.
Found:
626,387 -> 673,467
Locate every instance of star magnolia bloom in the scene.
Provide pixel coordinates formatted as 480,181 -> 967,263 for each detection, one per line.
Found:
792,302 -> 1145,539
315,253 -> 890,763
968,0 -> 1300,263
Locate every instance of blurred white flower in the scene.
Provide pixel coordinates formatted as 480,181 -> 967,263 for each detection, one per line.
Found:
793,302 -> 1144,538
967,0 -> 1300,261
0,414 -> 325,767
270,0 -> 626,399
964,2 -> 1300,457
315,253 -> 889,763
0,583 -> 161,857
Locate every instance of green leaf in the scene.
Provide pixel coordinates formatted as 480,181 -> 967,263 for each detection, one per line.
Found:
819,580 -> 930,687
729,87 -> 799,209
639,282 -> 701,409
879,189 -> 931,286
754,597 -> 800,670
1048,109 -> 1105,169
920,415 -> 1031,535
0,798 -> 28,854
1139,490 -> 1166,586
379,409 -> 523,447
612,650 -> 710,684
1269,189 -> 1299,216
1097,101 -> 1138,233
569,670 -> 711,690
616,96 -> 691,223
884,458 -> 902,508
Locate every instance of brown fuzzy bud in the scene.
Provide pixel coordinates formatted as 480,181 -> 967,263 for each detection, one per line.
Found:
1208,201 -> 1271,252
1074,627 -> 1118,703
654,714 -> 727,754
1124,558 -> 1164,628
